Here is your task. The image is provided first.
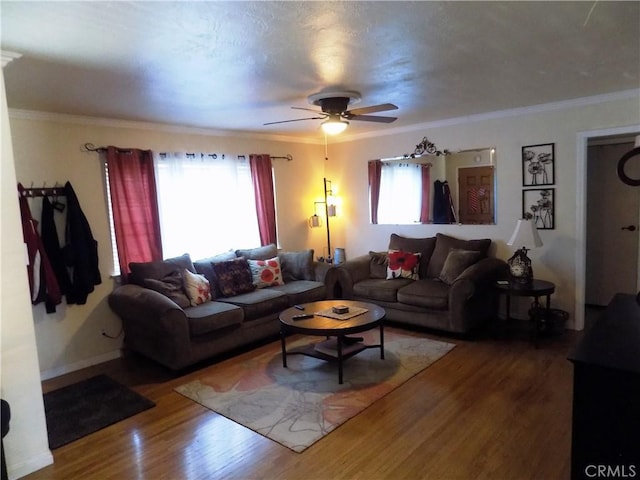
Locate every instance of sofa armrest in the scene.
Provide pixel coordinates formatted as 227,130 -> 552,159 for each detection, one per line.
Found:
335,255 -> 372,299
448,257 -> 509,332
108,284 -> 192,369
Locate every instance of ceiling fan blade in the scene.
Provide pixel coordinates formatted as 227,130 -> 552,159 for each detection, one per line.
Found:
263,116 -> 325,126
346,103 -> 398,116
291,106 -> 325,114
349,114 -> 398,123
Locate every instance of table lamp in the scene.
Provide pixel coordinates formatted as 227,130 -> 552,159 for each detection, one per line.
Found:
507,218 -> 543,285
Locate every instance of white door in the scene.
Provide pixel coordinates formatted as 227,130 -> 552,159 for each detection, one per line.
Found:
586,141 -> 640,306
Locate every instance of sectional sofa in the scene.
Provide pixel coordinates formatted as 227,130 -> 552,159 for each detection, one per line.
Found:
108,244 -> 336,370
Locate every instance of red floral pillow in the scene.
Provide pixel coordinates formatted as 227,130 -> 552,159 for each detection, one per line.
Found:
182,269 -> 212,306
386,250 -> 421,280
248,257 -> 285,288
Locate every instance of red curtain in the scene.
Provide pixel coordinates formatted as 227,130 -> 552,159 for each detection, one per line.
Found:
249,154 -> 277,245
107,146 -> 163,280
368,160 -> 382,224
419,164 -> 431,223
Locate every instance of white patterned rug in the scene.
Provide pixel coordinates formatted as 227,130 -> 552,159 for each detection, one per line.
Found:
175,330 -> 455,452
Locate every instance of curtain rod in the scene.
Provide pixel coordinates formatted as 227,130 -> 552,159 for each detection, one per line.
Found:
84,143 -> 293,161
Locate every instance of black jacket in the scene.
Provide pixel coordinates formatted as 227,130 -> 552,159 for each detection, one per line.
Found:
64,182 -> 101,304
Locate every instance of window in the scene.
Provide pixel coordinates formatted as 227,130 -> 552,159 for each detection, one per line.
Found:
154,153 -> 260,259
376,163 -> 422,224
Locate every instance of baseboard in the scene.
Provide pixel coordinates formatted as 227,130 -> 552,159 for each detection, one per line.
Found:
8,449 -> 53,480
40,349 -> 122,381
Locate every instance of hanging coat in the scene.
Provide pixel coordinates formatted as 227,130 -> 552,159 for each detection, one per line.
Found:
433,180 -> 457,224
64,181 -> 101,304
17,183 -> 62,313
41,196 -> 72,296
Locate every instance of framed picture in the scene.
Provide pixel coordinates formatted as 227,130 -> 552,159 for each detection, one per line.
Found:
523,188 -> 555,230
522,143 -> 554,186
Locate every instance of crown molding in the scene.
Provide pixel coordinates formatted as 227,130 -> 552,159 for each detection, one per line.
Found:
7,109 -> 322,145
337,88 -> 640,143
9,88 -> 639,146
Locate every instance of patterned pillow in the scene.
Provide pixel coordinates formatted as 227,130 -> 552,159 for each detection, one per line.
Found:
182,269 -> 212,306
212,258 -> 256,297
143,270 -> 191,308
386,250 -> 421,280
248,256 -> 285,288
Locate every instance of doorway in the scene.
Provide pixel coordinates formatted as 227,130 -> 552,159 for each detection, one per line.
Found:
577,126 -> 640,329
586,138 -> 640,306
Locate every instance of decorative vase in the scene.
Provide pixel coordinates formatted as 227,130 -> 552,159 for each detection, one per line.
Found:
334,248 -> 346,264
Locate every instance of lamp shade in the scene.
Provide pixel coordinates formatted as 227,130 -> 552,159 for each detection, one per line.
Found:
321,118 -> 348,135
507,219 -> 543,248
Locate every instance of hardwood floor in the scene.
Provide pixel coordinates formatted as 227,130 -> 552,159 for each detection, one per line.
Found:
25,324 -> 579,480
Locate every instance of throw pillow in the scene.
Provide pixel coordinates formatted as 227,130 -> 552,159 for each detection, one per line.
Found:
212,258 -> 256,297
236,244 -> 278,260
386,250 -> 421,280
182,269 -> 212,306
128,253 -> 195,286
369,251 -> 388,279
438,249 -> 483,285
248,256 -> 285,288
278,249 -> 315,282
426,233 -> 491,278
143,270 -> 191,308
388,234 -> 436,279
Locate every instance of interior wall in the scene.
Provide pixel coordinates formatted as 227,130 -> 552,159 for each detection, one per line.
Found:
328,93 -> 640,329
7,113 -> 325,378
1,74 -> 53,479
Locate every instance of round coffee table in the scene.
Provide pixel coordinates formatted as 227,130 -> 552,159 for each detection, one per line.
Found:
279,300 -> 386,384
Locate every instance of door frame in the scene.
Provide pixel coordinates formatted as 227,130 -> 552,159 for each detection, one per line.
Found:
576,124 -> 640,330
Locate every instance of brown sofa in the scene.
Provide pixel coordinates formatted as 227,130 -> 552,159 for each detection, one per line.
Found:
334,233 -> 508,334
108,244 -> 336,370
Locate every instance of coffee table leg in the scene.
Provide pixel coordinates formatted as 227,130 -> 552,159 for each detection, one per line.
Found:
280,328 -> 288,368
379,322 -> 385,359
337,336 -> 343,384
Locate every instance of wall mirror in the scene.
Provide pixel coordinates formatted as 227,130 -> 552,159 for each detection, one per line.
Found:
369,147 -> 496,225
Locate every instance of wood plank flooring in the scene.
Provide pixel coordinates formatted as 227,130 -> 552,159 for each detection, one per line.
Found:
24,325 -> 578,480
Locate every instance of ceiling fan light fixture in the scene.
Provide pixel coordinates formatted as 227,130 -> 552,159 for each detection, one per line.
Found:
321,118 -> 349,135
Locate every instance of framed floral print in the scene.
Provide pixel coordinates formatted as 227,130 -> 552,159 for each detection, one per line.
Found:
522,143 -> 555,186
523,188 -> 555,230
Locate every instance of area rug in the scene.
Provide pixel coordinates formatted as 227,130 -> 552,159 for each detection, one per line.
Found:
43,374 -> 155,449
175,330 -> 455,452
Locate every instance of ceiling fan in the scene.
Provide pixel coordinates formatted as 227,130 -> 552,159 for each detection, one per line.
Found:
264,90 -> 398,134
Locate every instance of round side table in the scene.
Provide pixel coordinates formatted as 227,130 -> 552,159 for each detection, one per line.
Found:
495,279 -> 556,348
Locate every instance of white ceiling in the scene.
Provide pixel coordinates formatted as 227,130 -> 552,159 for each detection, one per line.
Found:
1,1 -> 639,140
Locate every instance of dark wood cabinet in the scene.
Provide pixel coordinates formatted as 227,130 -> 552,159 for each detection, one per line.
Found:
568,294 -> 640,480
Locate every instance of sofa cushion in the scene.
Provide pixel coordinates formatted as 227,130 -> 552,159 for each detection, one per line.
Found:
279,249 -> 315,281
193,251 -> 237,298
128,253 -> 195,286
236,243 -> 277,260
387,250 -> 421,280
183,301 -> 243,337
142,270 -> 191,308
353,278 -> 414,303
212,258 -> 256,297
217,288 -> 289,320
369,251 -> 388,279
269,280 -> 326,305
397,279 -> 450,309
182,269 -> 212,306
388,234 -> 436,279
426,233 -> 491,278
248,257 -> 285,288
438,249 -> 483,285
